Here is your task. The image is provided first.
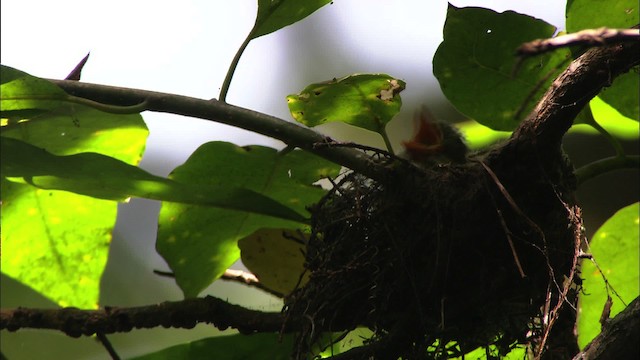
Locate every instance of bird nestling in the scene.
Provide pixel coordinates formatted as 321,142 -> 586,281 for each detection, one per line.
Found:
400,106 -> 468,166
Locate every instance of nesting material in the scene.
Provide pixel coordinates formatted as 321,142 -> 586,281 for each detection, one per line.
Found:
284,152 -> 579,359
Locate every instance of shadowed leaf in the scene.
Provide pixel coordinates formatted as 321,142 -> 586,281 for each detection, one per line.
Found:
129,333 -> 294,360
433,6 -> 571,131
239,228 -> 309,296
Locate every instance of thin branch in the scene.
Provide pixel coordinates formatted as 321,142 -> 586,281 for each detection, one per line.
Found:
517,28 -> 640,57
153,268 -> 285,297
0,296 -> 290,337
575,155 -> 640,185
48,79 -> 391,183
221,269 -> 285,298
96,332 -> 121,360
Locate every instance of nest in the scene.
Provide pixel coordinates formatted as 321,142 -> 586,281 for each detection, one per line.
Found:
284,152 -> 580,359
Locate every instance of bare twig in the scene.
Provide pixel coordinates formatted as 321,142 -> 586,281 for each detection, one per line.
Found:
0,296 -> 291,336
96,332 -> 121,360
153,268 -> 285,298
517,28 -> 640,57
221,269 -> 285,298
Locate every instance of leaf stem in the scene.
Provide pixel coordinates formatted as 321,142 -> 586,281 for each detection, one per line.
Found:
575,155 -> 639,185
219,35 -> 252,103
379,127 -> 395,154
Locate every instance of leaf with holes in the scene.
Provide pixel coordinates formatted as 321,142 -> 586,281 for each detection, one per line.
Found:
287,74 -> 405,134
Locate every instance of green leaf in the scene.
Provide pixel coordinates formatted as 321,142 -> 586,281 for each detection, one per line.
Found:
598,71 -> 639,122
251,0 -> 332,39
566,0 -> 637,32
433,6 -> 571,131
128,333 -> 294,360
239,228 -> 309,295
566,0 -> 639,121
1,179 -> 114,309
0,65 -> 68,117
2,137 -> 307,223
287,74 -> 406,133
578,202 -> 640,348
0,66 -> 148,308
157,142 -> 339,298
589,96 -> 639,138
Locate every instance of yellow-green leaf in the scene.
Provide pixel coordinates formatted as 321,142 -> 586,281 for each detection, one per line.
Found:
287,74 -> 405,134
239,228 -> 309,295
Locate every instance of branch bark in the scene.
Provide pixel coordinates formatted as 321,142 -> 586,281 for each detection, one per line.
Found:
573,296 -> 640,360
0,296 -> 289,337
517,28 -> 640,57
509,36 -> 639,160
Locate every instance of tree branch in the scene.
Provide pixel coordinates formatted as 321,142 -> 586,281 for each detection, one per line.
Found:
573,296 -> 640,360
517,28 -> 640,57
509,36 -> 640,158
0,296 -> 290,337
48,79 -> 390,182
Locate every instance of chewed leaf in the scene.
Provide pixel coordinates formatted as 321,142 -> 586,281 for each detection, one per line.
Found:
239,228 -> 309,296
251,0 -> 332,39
287,74 -> 406,133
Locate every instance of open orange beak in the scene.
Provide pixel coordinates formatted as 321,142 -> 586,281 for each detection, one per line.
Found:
401,107 -> 444,162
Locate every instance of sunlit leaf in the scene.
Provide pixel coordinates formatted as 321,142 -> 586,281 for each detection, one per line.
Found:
251,0 -> 332,39
1,179 -> 114,309
578,202 -> 640,348
239,228 -> 309,295
287,74 -> 405,134
157,142 -> 339,298
433,6 -> 571,131
129,333 -> 294,360
0,65 -> 148,308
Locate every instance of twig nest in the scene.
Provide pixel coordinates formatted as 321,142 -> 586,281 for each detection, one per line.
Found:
284,149 -> 580,359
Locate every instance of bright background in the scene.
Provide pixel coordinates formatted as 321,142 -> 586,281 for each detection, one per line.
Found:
5,1 -> 630,359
